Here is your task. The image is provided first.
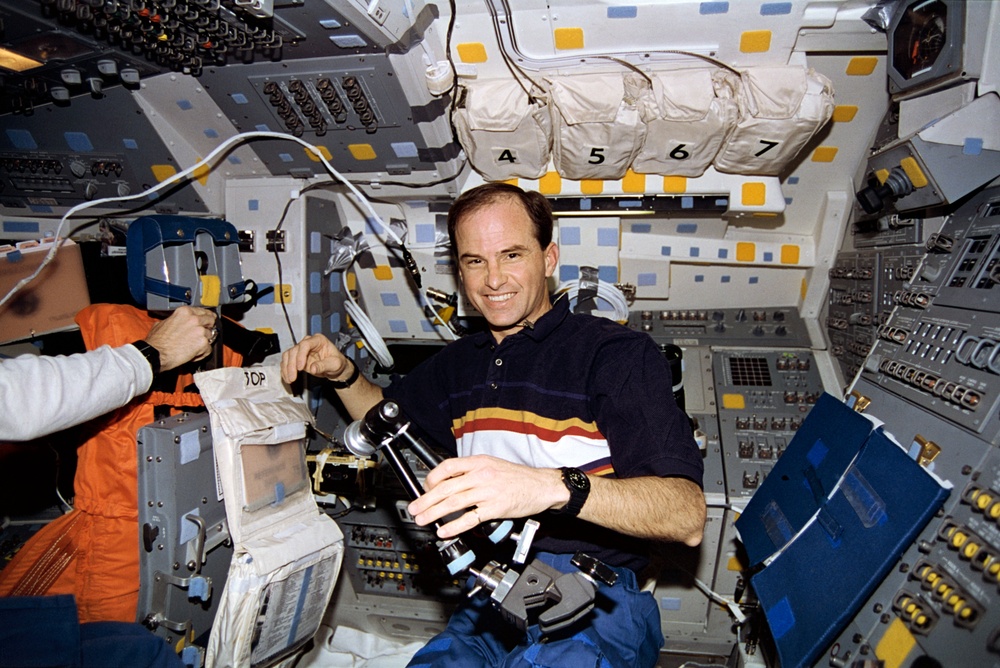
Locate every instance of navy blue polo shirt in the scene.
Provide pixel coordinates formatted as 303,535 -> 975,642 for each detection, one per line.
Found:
384,297 -> 703,573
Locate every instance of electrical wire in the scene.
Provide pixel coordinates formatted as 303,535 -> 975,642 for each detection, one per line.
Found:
0,130 -> 403,307
555,278 -> 631,322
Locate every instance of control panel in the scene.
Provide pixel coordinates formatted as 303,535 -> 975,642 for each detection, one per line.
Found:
712,349 -> 824,501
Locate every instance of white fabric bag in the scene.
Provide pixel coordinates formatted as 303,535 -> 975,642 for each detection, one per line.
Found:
713,66 -> 834,176
632,69 -> 738,177
195,366 -> 344,668
453,79 -> 552,181
548,72 -> 648,180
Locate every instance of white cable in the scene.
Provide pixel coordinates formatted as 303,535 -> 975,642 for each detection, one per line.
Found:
1,130 -> 401,308
555,278 -> 630,322
55,487 -> 74,514
345,289 -> 394,368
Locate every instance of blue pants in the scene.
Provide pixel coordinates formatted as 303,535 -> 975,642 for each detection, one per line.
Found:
407,553 -> 664,668
0,595 -> 184,668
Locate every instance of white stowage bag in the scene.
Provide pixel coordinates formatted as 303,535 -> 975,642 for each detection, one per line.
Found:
632,68 -> 738,177
195,366 -> 344,668
453,79 -> 552,181
712,66 -> 835,176
547,72 -> 648,180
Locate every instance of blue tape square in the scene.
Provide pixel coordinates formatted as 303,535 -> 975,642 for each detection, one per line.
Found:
964,138 -> 984,156
761,2 -> 792,15
700,1 -> 729,14
597,228 -> 618,246
559,264 -> 580,281
561,227 -> 581,246
607,6 -> 637,18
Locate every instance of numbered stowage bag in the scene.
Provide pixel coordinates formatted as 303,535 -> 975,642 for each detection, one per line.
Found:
632,69 -> 738,177
195,366 -> 344,668
453,79 -> 552,181
548,72 -> 648,181
713,66 -> 834,176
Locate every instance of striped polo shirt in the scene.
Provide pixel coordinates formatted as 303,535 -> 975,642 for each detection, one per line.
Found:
385,298 -> 703,572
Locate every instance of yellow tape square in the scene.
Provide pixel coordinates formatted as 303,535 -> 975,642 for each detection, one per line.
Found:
742,182 -> 767,206
847,56 -> 878,76
722,393 -> 745,409
736,242 -> 756,262
349,144 -> 377,161
740,30 -> 771,53
811,146 -> 838,162
580,179 -> 603,195
539,171 -> 562,195
373,265 -> 394,280
622,169 -> 646,193
554,27 -> 585,50
662,176 -> 687,193
780,245 -> 800,265
456,42 -> 488,63
832,105 -> 858,122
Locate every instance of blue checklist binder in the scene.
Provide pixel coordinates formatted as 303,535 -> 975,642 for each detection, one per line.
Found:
735,393 -> 951,668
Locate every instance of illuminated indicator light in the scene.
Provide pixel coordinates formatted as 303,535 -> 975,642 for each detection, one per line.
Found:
554,27 -> 585,50
739,30 -> 771,53
539,171 -> 562,195
622,169 -> 645,193
373,265 -> 393,280
742,182 -> 766,206
736,242 -> 756,262
846,56 -> 878,75
456,42 -> 488,63
832,105 -> 858,122
151,164 -> 178,182
900,157 -> 929,188
780,245 -> 800,265
662,176 -> 687,193
580,179 -> 603,195
811,146 -> 838,162
349,144 -> 377,160
304,145 -> 332,162
722,393 -> 746,409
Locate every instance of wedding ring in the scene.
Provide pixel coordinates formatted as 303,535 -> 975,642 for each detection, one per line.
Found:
209,326 -> 219,343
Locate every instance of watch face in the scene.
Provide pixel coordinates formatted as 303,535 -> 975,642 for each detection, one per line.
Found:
565,468 -> 590,490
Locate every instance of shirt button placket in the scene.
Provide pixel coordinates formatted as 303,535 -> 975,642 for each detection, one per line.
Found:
490,356 -> 503,390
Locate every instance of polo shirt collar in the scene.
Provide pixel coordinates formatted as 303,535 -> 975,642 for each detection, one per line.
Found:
471,296 -> 569,347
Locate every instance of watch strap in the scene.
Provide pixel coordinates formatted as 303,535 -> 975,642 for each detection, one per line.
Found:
131,339 -> 161,377
554,466 -> 590,517
329,357 -> 361,389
